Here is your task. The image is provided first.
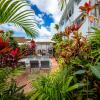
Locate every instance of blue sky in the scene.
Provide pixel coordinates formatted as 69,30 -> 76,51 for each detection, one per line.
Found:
0,0 -> 62,40
31,5 -> 54,31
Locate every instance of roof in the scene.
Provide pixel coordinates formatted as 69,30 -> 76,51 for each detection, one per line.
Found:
14,37 -> 26,43
34,39 -> 55,43
14,37 -> 55,44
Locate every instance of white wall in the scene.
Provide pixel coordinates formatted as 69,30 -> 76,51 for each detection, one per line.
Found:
59,0 -> 98,36
35,42 -> 53,52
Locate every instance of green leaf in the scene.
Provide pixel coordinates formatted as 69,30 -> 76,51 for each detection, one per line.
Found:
0,0 -> 38,37
74,70 -> 86,75
90,65 -> 100,79
66,83 -> 84,92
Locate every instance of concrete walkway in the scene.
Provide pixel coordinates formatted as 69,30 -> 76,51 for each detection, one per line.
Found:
50,57 -> 58,73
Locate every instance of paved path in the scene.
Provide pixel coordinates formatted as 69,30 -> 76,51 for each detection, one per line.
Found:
15,57 -> 58,93
15,70 -> 32,93
50,57 -> 59,73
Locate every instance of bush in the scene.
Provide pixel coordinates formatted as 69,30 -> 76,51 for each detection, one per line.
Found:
30,67 -> 84,100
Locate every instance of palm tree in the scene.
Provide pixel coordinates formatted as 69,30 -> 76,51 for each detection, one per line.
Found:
0,0 -> 38,38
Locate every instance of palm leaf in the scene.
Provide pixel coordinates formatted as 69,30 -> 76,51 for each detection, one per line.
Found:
0,0 -> 38,37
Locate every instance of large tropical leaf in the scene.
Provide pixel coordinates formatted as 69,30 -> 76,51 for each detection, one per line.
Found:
0,0 -> 38,37
90,65 -> 100,79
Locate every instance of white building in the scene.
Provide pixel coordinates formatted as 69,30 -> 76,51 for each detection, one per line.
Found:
59,0 -> 100,36
16,38 -> 54,68
15,37 -> 54,56
35,39 -> 54,56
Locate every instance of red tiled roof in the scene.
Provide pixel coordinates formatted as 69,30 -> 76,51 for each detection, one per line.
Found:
14,37 -> 26,43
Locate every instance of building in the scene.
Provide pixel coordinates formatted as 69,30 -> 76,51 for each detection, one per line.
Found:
14,37 -> 30,45
15,38 -> 54,69
59,0 -> 100,36
35,39 -> 54,57
14,37 -> 54,56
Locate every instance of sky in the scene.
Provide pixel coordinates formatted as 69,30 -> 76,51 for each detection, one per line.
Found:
0,0 -> 63,40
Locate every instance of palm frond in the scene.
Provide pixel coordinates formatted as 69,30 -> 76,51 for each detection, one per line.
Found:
0,0 -> 38,37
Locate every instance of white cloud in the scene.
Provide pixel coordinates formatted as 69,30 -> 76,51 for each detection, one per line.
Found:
35,15 -> 44,25
38,26 -> 52,37
29,0 -> 65,40
30,0 -> 62,23
0,24 -> 23,32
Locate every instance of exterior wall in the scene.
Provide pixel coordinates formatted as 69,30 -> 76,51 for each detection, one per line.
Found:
17,41 -> 54,56
59,0 -> 100,36
36,42 -> 53,51
35,42 -> 53,56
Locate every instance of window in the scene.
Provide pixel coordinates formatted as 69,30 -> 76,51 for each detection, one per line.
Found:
69,11 -> 72,17
41,61 -> 50,68
68,7 -> 74,18
30,61 -> 39,68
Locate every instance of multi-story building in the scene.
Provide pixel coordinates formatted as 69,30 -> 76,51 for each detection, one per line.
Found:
15,37 -> 54,56
59,0 -> 100,36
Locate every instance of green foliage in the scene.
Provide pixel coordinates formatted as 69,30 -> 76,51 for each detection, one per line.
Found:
9,37 -> 19,49
90,64 -> 100,79
0,80 -> 29,100
31,67 -> 84,100
0,68 -> 11,93
54,24 -> 59,31
49,28 -> 100,99
0,68 -> 11,83
74,70 -> 86,75
52,34 -> 62,43
89,27 -> 100,50
0,67 -> 28,100
19,44 -> 28,51
0,0 -> 38,37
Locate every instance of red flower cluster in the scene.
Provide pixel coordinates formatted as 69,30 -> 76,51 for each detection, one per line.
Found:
0,37 -> 9,50
0,30 -> 37,68
0,30 -> 21,68
10,48 -> 19,57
